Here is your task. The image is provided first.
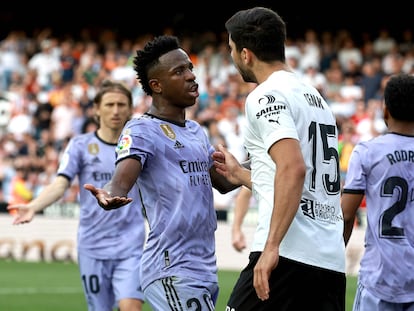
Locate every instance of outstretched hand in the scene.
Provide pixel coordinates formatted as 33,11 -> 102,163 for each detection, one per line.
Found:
7,204 -> 36,225
83,184 -> 132,210
212,144 -> 243,185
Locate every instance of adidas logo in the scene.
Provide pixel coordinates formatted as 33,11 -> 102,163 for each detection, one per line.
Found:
174,140 -> 184,149
92,157 -> 101,164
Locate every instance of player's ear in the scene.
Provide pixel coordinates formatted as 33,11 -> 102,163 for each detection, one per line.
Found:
242,48 -> 252,65
149,79 -> 161,94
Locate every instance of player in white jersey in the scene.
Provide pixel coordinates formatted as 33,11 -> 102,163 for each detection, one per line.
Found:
212,7 -> 346,310
342,73 -> 414,311
84,35 -> 239,311
9,80 -> 146,311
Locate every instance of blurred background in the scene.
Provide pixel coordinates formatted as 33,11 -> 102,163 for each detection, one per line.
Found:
1,2 -> 411,40
0,2 -> 409,269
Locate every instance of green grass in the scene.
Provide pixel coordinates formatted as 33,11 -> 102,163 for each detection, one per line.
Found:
0,260 -> 357,310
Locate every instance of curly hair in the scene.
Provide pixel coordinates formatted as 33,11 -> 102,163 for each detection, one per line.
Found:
384,73 -> 414,122
133,35 -> 180,96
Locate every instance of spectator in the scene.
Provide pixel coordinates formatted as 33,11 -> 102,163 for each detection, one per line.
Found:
27,39 -> 61,91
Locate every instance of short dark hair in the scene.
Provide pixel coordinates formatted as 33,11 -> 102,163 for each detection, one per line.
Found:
92,80 -> 133,125
93,79 -> 132,107
384,73 -> 414,122
133,35 -> 180,96
225,7 -> 286,62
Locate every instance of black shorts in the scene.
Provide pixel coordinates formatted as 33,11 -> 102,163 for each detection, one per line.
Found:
226,252 -> 345,311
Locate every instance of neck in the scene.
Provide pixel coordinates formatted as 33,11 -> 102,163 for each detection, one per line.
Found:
97,127 -> 122,144
387,121 -> 414,136
147,105 -> 186,124
254,61 -> 291,84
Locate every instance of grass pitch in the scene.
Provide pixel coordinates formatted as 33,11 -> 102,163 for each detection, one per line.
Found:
0,260 -> 357,310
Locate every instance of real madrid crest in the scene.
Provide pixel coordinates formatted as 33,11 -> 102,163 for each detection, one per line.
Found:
88,143 -> 99,155
160,124 -> 176,140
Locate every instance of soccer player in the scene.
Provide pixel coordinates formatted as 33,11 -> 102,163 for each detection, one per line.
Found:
342,73 -> 414,310
9,80 -> 146,311
212,7 -> 346,310
84,35 -> 238,310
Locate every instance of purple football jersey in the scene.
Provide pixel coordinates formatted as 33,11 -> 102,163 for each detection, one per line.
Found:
58,132 -> 146,259
343,132 -> 414,302
115,114 -> 218,291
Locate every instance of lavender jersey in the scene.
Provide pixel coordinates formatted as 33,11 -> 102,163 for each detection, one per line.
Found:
115,113 -> 218,291
57,132 -> 146,259
343,132 -> 414,303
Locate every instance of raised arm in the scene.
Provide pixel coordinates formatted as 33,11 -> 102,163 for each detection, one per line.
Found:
84,157 -> 141,210
8,175 -> 70,225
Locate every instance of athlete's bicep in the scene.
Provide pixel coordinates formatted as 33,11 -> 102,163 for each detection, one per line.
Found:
268,138 -> 304,170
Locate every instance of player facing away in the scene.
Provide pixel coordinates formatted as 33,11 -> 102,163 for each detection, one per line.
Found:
212,6 -> 346,310
342,73 -> 414,310
9,80 -> 146,311
84,35 -> 239,311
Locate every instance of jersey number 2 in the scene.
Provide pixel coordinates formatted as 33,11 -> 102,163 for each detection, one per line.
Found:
380,176 -> 407,238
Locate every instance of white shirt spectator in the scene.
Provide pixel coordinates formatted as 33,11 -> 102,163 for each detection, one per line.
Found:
27,40 -> 61,90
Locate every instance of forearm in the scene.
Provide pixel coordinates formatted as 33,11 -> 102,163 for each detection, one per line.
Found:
211,167 -> 240,193
233,159 -> 252,189
343,219 -> 355,246
236,167 -> 252,189
28,176 -> 69,212
103,180 -> 132,197
232,187 -> 251,230
341,193 -> 364,246
265,168 -> 304,251
211,165 -> 251,193
104,157 -> 141,197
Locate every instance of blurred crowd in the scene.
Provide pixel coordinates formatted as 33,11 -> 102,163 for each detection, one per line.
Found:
0,26 -> 413,212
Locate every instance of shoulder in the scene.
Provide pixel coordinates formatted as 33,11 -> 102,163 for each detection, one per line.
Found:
67,132 -> 96,146
63,133 -> 102,158
125,115 -> 158,130
248,71 -> 299,101
186,119 -> 202,128
352,139 -> 373,156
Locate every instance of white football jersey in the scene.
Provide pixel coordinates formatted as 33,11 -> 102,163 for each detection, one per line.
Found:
244,70 -> 345,273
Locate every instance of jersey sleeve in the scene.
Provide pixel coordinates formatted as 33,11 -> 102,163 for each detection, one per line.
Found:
343,142 -> 368,192
245,89 -> 299,152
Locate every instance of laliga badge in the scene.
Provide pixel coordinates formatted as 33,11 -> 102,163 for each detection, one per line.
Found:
116,134 -> 132,157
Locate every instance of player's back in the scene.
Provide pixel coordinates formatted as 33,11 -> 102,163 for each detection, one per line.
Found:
345,132 -> 414,302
